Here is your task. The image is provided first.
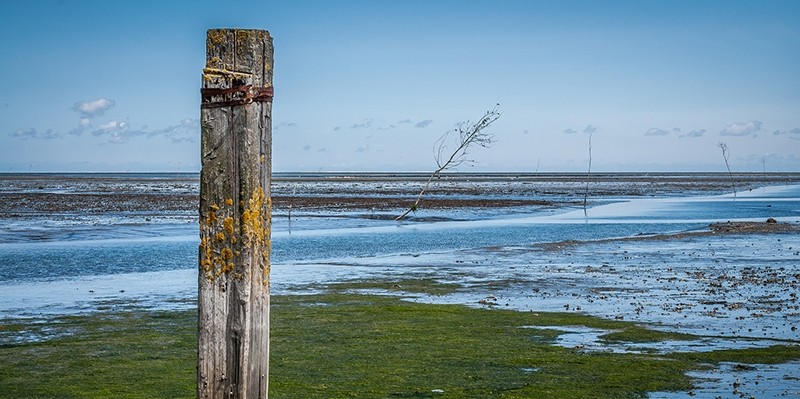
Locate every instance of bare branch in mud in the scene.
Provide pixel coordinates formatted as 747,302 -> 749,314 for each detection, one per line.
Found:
718,142 -> 736,197
583,131 -> 593,213
396,105 -> 501,221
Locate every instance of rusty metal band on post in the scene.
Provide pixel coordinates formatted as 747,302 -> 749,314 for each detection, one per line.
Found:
201,85 -> 274,108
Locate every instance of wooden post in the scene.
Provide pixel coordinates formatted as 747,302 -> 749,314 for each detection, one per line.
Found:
198,28 -> 273,399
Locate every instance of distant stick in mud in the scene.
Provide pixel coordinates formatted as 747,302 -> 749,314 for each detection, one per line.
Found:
581,125 -> 597,215
718,142 -> 736,197
583,130 -> 593,213
396,105 -> 501,221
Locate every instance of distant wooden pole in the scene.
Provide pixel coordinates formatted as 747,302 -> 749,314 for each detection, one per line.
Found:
198,28 -> 273,399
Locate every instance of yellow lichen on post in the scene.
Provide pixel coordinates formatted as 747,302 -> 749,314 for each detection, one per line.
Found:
202,67 -> 253,79
241,187 -> 266,247
199,190 -> 270,283
235,29 -> 253,50
207,29 -> 226,47
262,195 -> 272,286
223,216 -> 235,236
205,29 -> 230,72
240,187 -> 272,285
199,200 -> 239,282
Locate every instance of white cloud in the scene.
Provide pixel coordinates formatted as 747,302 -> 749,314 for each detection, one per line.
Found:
91,120 -> 135,144
72,98 -> 115,117
95,120 -> 126,133
342,118 -> 432,131
10,97 -> 198,145
563,125 -> 596,135
66,98 -> 117,136
415,119 -> 433,128
148,118 -> 198,143
681,129 -> 706,138
68,125 -> 87,136
85,118 -> 197,144
10,128 -> 61,140
719,120 -> 762,137
302,145 -> 312,151
274,122 -> 296,130
349,119 -> 374,129
645,127 -> 669,136
772,127 -> 800,136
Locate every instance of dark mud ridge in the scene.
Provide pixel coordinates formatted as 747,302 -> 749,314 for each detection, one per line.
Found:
272,195 -> 559,211
538,220 -> 799,251
709,219 -> 800,234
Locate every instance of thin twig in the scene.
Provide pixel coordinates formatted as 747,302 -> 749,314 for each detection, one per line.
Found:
396,105 -> 501,220
719,142 -> 736,197
583,131 -> 592,213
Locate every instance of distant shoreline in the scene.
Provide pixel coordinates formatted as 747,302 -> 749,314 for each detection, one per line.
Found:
2,172 -> 800,216
2,170 -> 800,179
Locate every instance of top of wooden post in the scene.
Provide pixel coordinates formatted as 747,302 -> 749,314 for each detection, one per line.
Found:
203,29 -> 273,87
202,29 -> 274,108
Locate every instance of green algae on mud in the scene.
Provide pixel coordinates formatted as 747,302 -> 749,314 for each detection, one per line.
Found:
310,277 -> 463,297
1,293 -> 798,399
270,293 -> 697,398
0,311 -> 196,399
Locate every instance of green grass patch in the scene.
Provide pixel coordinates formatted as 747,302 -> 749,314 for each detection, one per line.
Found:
0,293 -> 798,398
323,277 -> 462,296
0,311 -> 196,399
270,294 -> 694,398
600,326 -> 696,344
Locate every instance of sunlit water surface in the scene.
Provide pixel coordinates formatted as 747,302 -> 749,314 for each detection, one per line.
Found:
1,185 -> 798,316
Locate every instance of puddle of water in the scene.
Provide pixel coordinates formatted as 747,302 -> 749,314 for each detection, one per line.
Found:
520,367 -> 540,373
649,361 -> 800,399
521,325 -> 787,354
0,269 -> 196,319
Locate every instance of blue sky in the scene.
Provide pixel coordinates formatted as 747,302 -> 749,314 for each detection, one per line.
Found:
1,0 -> 799,172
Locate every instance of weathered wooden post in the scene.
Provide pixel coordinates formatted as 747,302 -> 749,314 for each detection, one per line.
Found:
198,28 -> 273,399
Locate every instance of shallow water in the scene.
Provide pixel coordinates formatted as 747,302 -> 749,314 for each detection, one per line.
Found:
649,362 -> 800,399
0,186 -> 800,316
